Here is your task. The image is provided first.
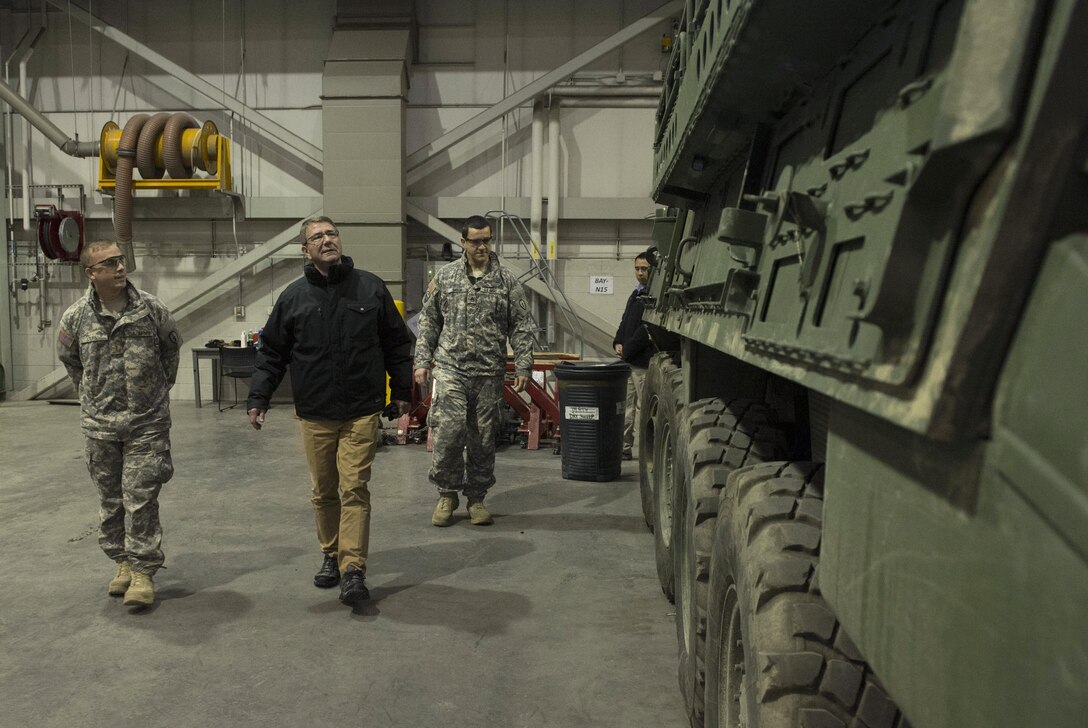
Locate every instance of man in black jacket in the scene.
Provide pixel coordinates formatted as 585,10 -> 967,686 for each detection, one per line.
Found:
613,252 -> 653,460
246,216 -> 414,607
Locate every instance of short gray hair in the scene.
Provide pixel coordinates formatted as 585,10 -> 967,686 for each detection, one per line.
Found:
299,215 -> 336,246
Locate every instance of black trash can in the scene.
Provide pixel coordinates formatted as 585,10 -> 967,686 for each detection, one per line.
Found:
554,361 -> 631,482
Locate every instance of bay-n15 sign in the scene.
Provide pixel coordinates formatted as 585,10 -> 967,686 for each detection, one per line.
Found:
589,275 -> 613,294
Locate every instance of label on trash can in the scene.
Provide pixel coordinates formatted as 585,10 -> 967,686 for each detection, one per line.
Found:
565,406 -> 600,420
616,401 -> 625,416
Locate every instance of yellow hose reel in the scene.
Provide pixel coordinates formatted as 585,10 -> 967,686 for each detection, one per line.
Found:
98,114 -> 232,192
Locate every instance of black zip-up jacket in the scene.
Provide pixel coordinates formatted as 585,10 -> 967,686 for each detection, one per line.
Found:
247,256 -> 414,420
613,285 -> 652,369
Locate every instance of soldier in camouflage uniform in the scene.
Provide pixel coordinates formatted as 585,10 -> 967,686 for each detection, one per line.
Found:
414,215 -> 536,526
58,241 -> 181,608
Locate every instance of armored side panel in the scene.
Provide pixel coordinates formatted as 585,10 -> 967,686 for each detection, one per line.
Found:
646,0 -> 1088,725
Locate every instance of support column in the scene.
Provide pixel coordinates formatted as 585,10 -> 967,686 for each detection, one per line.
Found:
322,22 -> 413,298
0,87 -> 11,395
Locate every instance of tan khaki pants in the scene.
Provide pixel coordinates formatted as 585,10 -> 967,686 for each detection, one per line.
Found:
298,413 -> 380,574
623,366 -> 647,454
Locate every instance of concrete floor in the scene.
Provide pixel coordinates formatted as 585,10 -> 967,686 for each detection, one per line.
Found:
0,401 -> 685,728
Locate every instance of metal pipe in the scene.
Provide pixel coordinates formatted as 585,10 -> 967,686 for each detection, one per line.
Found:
547,103 -> 561,261
3,70 -> 14,242
36,262 -> 49,332
31,0 -> 48,337
15,19 -> 47,231
0,35 -> 12,394
530,101 -> 544,260
555,98 -> 659,108
20,57 -> 29,231
548,85 -> 662,97
546,104 -> 561,347
569,71 -> 660,80
0,76 -> 100,157
499,0 -> 510,259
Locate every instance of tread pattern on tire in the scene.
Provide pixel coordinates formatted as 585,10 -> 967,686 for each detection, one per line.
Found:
673,398 -> 789,724
651,353 -> 684,602
716,461 -> 910,728
639,352 -> 676,532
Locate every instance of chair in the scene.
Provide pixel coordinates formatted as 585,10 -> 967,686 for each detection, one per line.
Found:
217,345 -> 258,412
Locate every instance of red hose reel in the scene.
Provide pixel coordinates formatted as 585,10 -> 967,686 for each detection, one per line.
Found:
35,204 -> 84,262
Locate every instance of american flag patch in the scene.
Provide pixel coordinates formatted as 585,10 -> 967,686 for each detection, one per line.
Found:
57,328 -> 74,348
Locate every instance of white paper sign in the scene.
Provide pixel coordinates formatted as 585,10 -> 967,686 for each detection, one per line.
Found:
565,406 -> 600,420
589,275 -> 614,295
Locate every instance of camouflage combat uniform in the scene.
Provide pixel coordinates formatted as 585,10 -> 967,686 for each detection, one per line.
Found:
414,252 -> 535,497
58,283 -> 181,576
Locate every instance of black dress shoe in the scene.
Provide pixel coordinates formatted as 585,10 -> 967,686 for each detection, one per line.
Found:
314,554 -> 340,588
339,567 -> 370,605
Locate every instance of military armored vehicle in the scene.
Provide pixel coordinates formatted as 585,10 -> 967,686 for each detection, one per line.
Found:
638,1 -> 1087,726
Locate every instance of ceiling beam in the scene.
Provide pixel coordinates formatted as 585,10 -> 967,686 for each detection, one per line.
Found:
405,0 -> 679,177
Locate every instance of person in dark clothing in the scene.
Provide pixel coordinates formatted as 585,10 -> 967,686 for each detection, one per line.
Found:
613,252 -> 654,460
246,216 -> 414,607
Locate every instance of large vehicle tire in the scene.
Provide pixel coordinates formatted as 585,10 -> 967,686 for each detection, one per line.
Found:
672,399 -> 789,727
651,353 -> 684,602
704,462 -> 908,728
639,352 -> 676,531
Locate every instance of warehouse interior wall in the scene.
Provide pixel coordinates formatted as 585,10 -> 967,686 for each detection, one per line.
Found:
0,0 -> 674,401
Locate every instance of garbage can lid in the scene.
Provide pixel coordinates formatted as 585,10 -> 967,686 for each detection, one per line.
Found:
553,360 -> 631,382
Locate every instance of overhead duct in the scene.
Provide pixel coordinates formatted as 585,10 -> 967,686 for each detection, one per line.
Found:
0,76 -> 99,158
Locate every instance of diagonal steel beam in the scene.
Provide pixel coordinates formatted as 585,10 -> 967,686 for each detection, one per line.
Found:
406,201 -> 462,245
168,213 -> 315,321
45,0 -> 323,169
405,0 -> 680,176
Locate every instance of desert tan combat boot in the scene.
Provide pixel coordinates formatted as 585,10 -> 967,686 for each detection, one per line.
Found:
123,571 -> 155,607
432,494 -> 459,527
107,562 -> 132,596
467,499 -> 493,526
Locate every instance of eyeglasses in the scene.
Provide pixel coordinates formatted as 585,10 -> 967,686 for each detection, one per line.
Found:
86,255 -> 125,271
463,237 -> 493,247
306,229 -> 340,245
